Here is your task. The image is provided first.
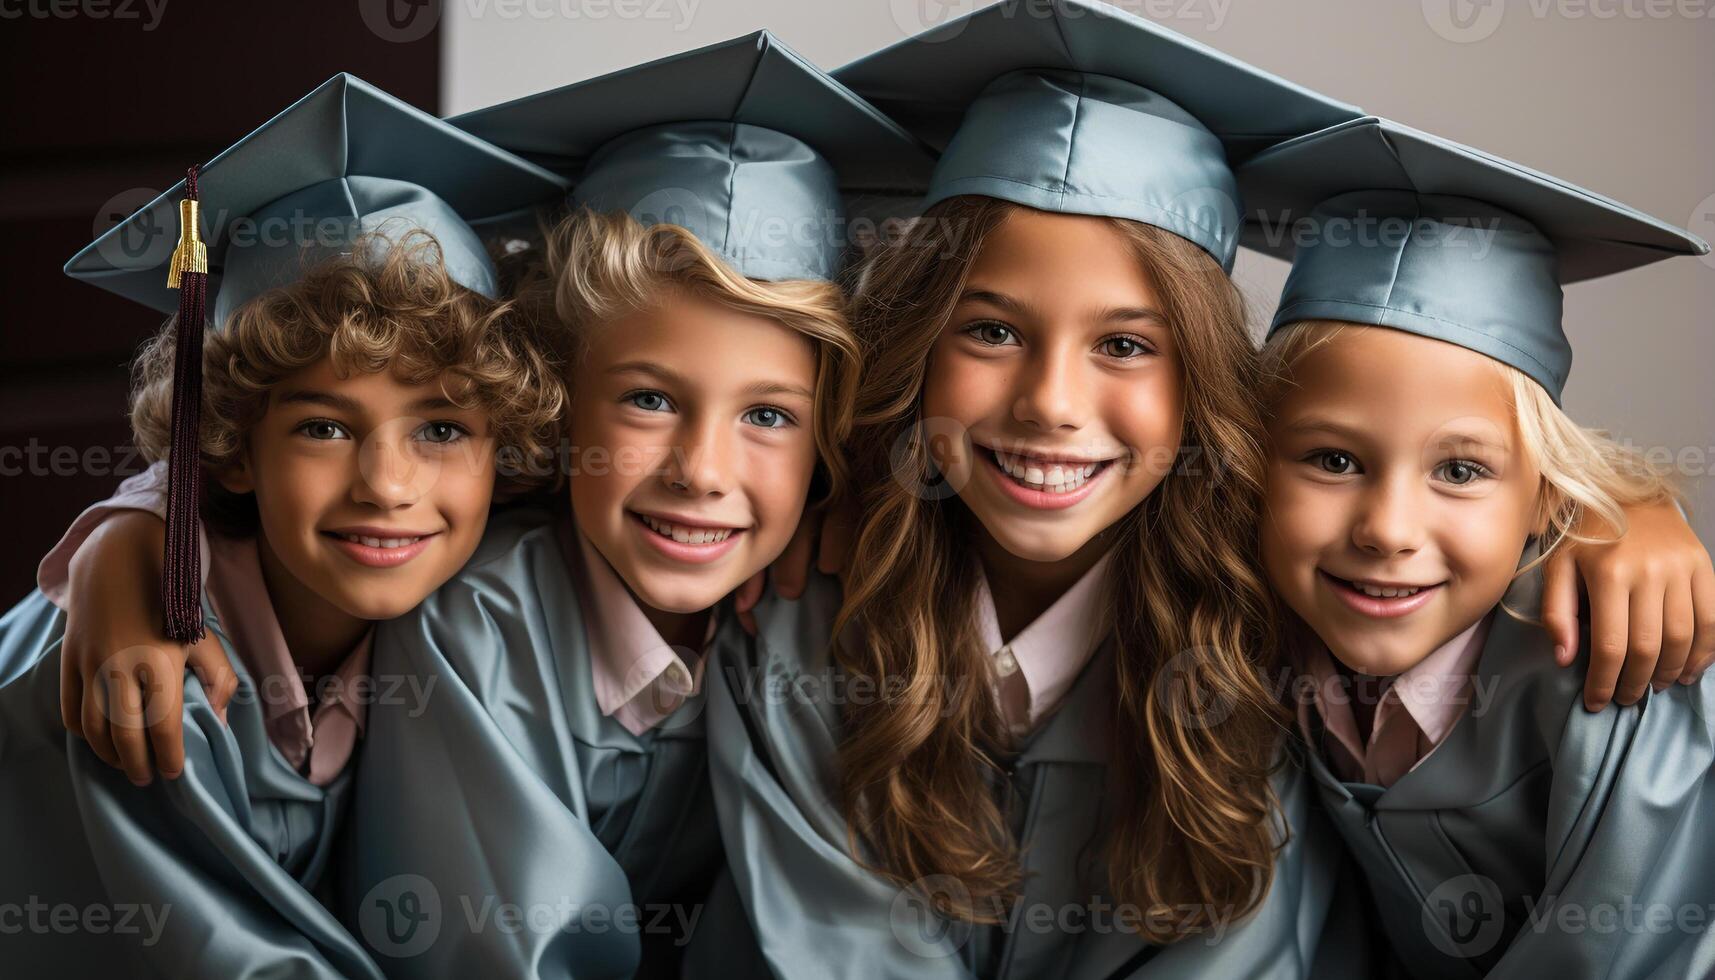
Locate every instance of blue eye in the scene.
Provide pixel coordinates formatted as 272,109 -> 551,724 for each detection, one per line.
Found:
964,321 -> 1018,346
625,390 -> 672,413
297,419 -> 350,441
743,406 -> 795,429
415,421 -> 468,445
1435,459 -> 1491,485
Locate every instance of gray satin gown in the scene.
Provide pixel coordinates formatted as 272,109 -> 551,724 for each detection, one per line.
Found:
1300,568 -> 1715,979
701,572 -> 1368,979
339,506 -> 733,978
0,590 -> 383,979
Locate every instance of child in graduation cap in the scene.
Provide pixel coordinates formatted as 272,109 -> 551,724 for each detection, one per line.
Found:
317,32 -> 934,979
704,3 -> 1714,979
1244,117 -> 1715,978
0,75 -> 569,978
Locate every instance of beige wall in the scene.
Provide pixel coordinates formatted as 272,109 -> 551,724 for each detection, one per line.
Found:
445,0 -> 1715,538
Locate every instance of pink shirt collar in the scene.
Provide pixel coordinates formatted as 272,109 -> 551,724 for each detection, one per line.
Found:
1297,612 -> 1493,787
974,552 -> 1114,736
560,518 -> 714,737
206,533 -> 372,787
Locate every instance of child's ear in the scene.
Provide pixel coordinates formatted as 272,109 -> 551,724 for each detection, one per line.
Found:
216,456 -> 255,495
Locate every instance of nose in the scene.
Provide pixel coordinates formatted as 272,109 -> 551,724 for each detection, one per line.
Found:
352,426 -> 428,510
663,413 -> 734,498
1350,473 -> 1424,558
1012,342 -> 1087,432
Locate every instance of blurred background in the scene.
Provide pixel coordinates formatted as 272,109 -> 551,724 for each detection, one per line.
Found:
2,0 -> 1710,599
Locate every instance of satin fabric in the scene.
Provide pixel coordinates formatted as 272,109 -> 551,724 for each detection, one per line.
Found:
63,73 -> 569,323
573,122 -> 842,282
449,31 -> 937,284
0,591 -> 383,979
703,573 -> 1367,979
1301,567 -> 1715,978
339,507 -> 730,978
925,69 -> 1240,270
1238,117 -> 1709,402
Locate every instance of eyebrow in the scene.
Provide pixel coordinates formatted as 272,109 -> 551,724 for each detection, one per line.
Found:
274,389 -> 462,413
606,362 -> 814,402
1279,417 -> 1372,442
956,289 -> 1167,328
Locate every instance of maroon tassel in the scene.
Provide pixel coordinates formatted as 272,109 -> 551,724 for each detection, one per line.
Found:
161,165 -> 208,643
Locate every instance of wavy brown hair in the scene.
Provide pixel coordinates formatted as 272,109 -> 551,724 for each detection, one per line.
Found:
833,196 -> 1289,940
130,230 -> 567,536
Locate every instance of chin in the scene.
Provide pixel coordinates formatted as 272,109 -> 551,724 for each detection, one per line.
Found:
625,572 -> 737,616
331,591 -> 427,624
982,523 -> 1094,564
1321,631 -> 1437,677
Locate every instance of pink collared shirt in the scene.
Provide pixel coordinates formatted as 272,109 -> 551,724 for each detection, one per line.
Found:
1296,613 -> 1494,788
973,552 -> 1115,738
559,518 -> 714,737
38,461 -> 372,786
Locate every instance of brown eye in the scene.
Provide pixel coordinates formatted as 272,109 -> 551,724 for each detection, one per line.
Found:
1314,450 -> 1356,475
1099,335 -> 1149,359
964,321 -> 1017,346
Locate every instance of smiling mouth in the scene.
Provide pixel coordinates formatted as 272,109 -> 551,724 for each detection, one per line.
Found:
635,513 -> 742,545
1319,570 -> 1446,616
984,447 -> 1117,494
325,532 -> 431,549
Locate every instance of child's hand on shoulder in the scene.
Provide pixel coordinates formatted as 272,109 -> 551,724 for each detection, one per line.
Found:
60,510 -> 238,785
1542,499 -> 1715,711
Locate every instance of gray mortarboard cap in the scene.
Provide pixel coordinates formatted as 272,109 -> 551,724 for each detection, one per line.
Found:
61,73 -> 568,644
66,73 -> 571,328
1238,116 -> 1709,401
834,0 -> 1361,271
451,30 -> 937,283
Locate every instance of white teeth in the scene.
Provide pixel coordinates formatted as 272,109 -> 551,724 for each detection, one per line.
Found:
641,515 -> 734,545
1354,581 -> 1422,599
340,533 -> 423,549
993,450 -> 1101,493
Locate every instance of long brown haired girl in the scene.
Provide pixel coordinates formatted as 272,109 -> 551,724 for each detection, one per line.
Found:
701,5 -> 1362,977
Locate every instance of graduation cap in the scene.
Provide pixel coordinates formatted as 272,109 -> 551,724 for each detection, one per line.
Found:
1236,116 -> 1710,401
450,30 -> 938,282
832,0 -> 1362,271
64,73 -> 570,642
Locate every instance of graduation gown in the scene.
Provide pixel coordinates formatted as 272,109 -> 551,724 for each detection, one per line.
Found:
1301,569 -> 1715,979
340,506 -> 728,978
703,573 -> 1362,979
0,590 -> 383,980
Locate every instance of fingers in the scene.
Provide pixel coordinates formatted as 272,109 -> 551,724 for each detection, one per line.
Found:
106,666 -> 154,787
1613,581 -> 1663,707
773,512 -> 820,601
187,636 -> 238,725
1682,563 -> 1715,684
1540,548 -> 1580,666
1584,573 -> 1630,712
60,638 -> 86,738
81,671 -> 119,770
136,655 -> 185,780
1654,577 -> 1695,693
